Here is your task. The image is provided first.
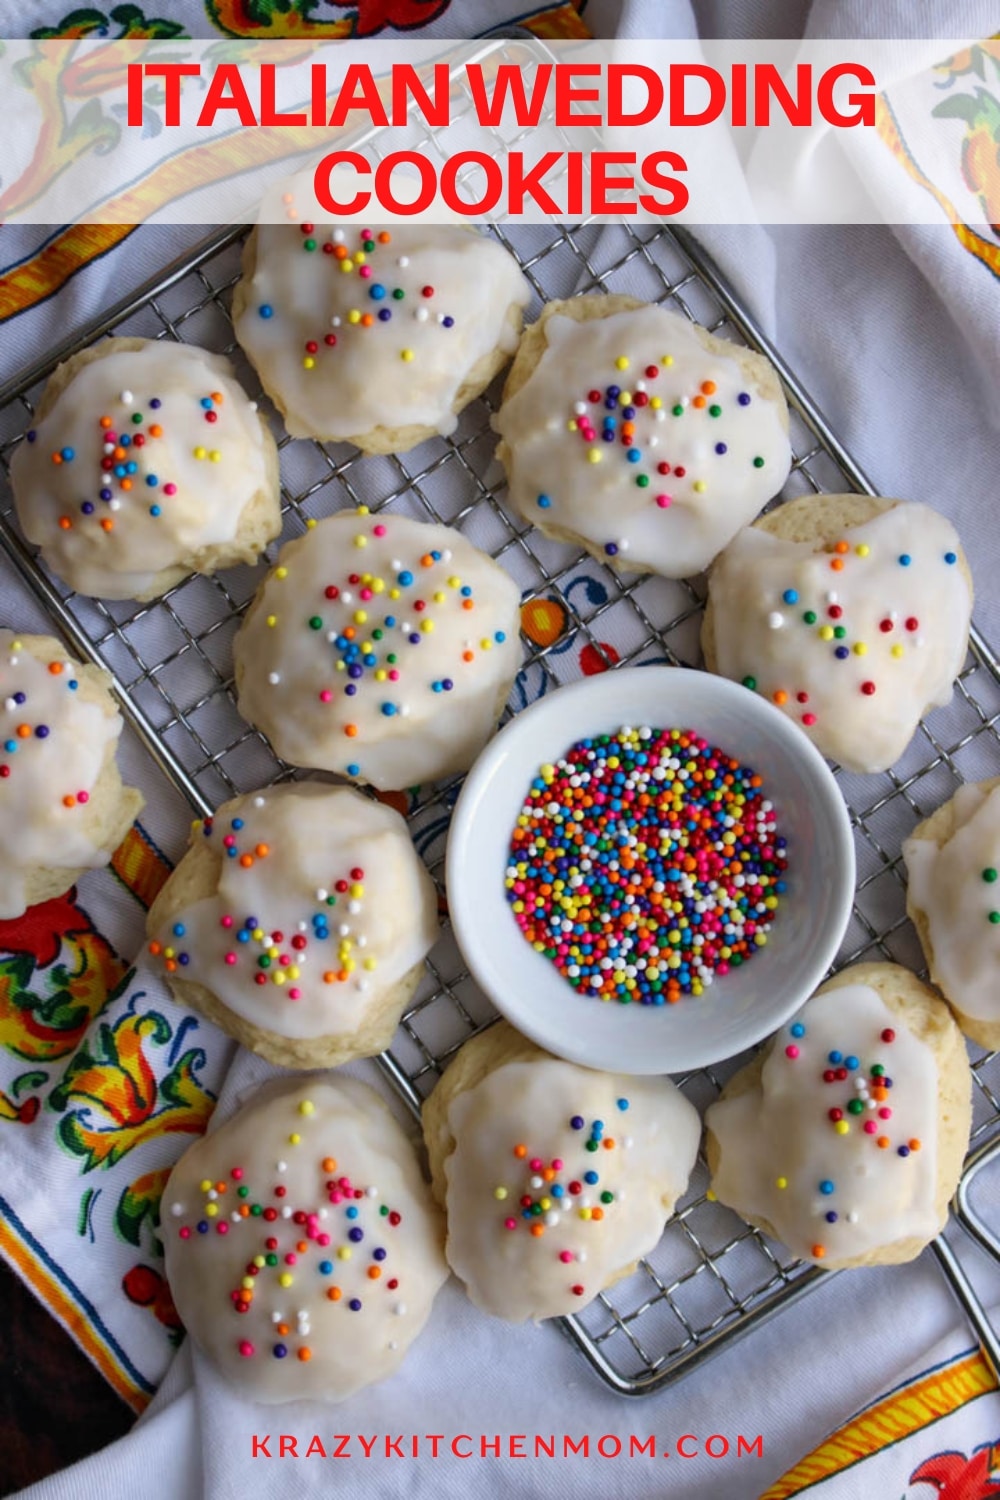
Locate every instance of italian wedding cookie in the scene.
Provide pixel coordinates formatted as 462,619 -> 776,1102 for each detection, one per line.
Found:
705,964 -> 971,1270
9,337 -> 280,601
494,295 -> 792,577
0,630 -> 143,919
233,510 -> 523,790
232,221 -> 530,451
145,782 -> 438,1068
422,1022 -> 701,1322
163,1074 -> 448,1403
702,496 -> 973,774
904,779 -> 1000,1051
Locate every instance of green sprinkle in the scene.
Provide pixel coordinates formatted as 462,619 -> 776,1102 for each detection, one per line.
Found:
984,868 -> 998,883
742,675 -> 757,690
989,911 -> 1000,924
392,288 -> 405,300
308,616 -> 323,630
847,1099 -> 864,1115
709,404 -> 721,417
636,474 -> 650,488
803,611 -> 817,625
752,456 -> 765,468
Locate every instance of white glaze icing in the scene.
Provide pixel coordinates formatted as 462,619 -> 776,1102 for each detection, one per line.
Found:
904,781 -> 1000,1027
234,222 -> 530,442
163,1075 -> 448,1404
147,783 -> 438,1040
443,1059 -> 700,1322
495,306 -> 791,577
10,343 -> 274,599
0,631 -> 122,918
708,503 -> 971,773
234,511 -> 523,790
707,983 -> 939,1264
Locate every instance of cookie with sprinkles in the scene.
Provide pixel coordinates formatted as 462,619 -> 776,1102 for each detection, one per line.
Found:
0,629 -> 144,919
10,337 -> 280,601
145,782 -> 439,1068
422,1022 -> 700,1321
232,217 -> 530,452
494,294 -> 791,578
232,510 -> 523,791
904,778 -> 1000,1051
705,963 -> 971,1270
702,495 -> 973,774
163,1074 -> 448,1403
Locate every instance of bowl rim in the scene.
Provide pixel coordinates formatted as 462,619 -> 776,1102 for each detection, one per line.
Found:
445,665 -> 857,1075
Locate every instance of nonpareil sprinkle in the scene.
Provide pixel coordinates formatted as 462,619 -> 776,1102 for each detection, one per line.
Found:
505,726 -> 787,1005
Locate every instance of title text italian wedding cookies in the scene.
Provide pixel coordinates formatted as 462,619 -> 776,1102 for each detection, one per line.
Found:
145,783 -> 438,1068
233,511 -> 523,790
0,630 -> 144,918
422,1022 -> 700,1321
9,338 -> 280,601
904,779 -> 1000,1051
494,295 -> 792,578
232,221 -> 530,452
163,1075 -> 448,1403
702,496 -> 972,773
705,963 -> 971,1270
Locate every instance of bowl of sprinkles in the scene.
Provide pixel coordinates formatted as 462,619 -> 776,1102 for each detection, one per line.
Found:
447,668 -> 855,1074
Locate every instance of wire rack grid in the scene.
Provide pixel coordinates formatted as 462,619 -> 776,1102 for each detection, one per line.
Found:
1,219 -> 999,1399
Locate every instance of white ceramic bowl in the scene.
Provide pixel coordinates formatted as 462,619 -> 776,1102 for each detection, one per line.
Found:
446,667 -> 855,1075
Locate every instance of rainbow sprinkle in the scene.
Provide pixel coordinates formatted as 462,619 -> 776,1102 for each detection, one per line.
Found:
505,727 -> 787,1004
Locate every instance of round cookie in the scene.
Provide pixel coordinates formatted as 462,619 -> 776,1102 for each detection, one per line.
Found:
163,1074 -> 448,1403
10,337 -> 281,600
232,221 -> 530,452
233,510 -> 523,791
494,294 -> 792,578
145,782 -> 439,1068
422,1021 -> 701,1322
705,963 -> 971,1270
0,629 -> 144,919
903,778 -> 1000,1051
702,495 -> 972,774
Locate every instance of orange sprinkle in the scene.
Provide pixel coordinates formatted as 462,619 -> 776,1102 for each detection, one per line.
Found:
701,380 -> 717,394
51,453 -> 63,465
120,479 -> 132,491
210,391 -> 224,404
296,1240 -> 307,1253
239,1205 -> 250,1217
334,244 -> 348,260
165,959 -> 177,973
692,395 -> 706,409
378,231 -> 391,243
830,558 -> 844,571
148,424 -> 162,438
100,519 -> 114,532
909,1138 -> 922,1151
344,724 -> 358,738
773,690 -> 788,706
834,539 -> 849,554
16,725 -> 30,739
530,1224 -> 545,1237
327,1287 -> 342,1301
420,553 -> 434,567
463,650 -> 475,662
239,854 -> 254,868
343,627 -> 356,640
48,662 -> 63,675
542,1167 -> 556,1182
58,516 -> 72,530
876,1136 -> 890,1149
62,796 -> 76,808
114,447 -> 126,460
812,1244 -> 826,1259
255,843 -> 270,858
513,1144 -> 527,1158
277,1323 -> 289,1336
367,1266 -> 382,1280
148,941 -> 162,956
461,599 -> 474,611
323,971 -> 337,984
322,1157 -> 337,1173
100,415 -> 113,428
602,1138 -> 615,1150
297,1348 -> 312,1363
361,314 -> 374,327
591,1208 -> 604,1221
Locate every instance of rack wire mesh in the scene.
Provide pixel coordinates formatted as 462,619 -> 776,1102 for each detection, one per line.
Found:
0,218 -> 998,1397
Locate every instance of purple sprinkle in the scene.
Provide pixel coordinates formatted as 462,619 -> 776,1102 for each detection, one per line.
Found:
378,309 -> 392,322
349,1298 -> 362,1312
273,1344 -> 287,1358
150,398 -> 162,409
738,392 -> 751,406
715,442 -> 728,454
604,543 -> 618,556
442,316 -> 454,328
35,725 -> 50,739
373,1247 -> 386,1261
81,502 -> 94,515
409,632 -> 420,645
100,489 -> 112,501
26,430 -> 36,443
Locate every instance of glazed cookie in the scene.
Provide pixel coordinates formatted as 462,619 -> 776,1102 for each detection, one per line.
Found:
702,496 -> 972,774
232,222 -> 530,451
163,1074 -> 448,1403
233,510 -> 523,790
422,1022 -> 700,1322
9,337 -> 280,600
903,778 -> 1000,1051
145,783 -> 438,1068
0,629 -> 143,919
494,295 -> 792,577
705,963 -> 971,1270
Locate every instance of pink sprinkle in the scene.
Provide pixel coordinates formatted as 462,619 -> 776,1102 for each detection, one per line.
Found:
285,1253 -> 297,1265
216,1222 -> 229,1235
559,1250 -> 573,1263
373,524 -> 386,537
232,1168 -> 243,1179
317,1233 -> 330,1247
164,483 -> 176,496
288,987 -> 301,1000
388,669 -> 399,681
551,1158 -> 563,1171
220,915 -> 233,929
360,588 -> 373,601
179,1226 -> 191,1239
878,1107 -> 892,1119
320,690 -> 333,703
224,953 -> 237,965
359,265 -> 372,279
785,1044 -> 799,1059
802,713 -> 817,727
504,1218 -> 517,1230
656,494 -> 672,508
864,1121 -> 877,1135
530,1157 -> 543,1171
238,1340 -> 254,1358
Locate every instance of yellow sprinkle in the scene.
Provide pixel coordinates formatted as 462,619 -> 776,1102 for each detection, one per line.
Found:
205,1203 -> 218,1217
272,972 -> 286,986
164,947 -> 175,960
288,966 -> 299,980
209,450 -> 221,462
693,479 -> 707,493
299,1100 -> 314,1116
818,625 -> 834,641
401,349 -> 415,362
253,1256 -> 265,1268
337,1246 -> 352,1260
354,250 -> 366,264
275,567 -> 288,580
661,354 -> 674,366
279,1273 -> 293,1287
650,396 -> 662,409
302,357 -> 315,370
288,1132 -> 301,1145
340,258 -> 354,273
448,576 -> 461,588
354,610 -> 367,624
835,1120 -> 850,1135
389,588 -> 400,600
241,1276 -> 255,1290
252,928 -> 264,941
855,543 -> 870,557
891,644 -> 904,659
354,535 -> 367,549
586,449 -> 602,464
356,506 -> 369,515
615,355 -> 629,370
494,1187 -> 508,1201
776,1177 -> 787,1190
349,883 -> 364,899
193,446 -> 207,460
853,642 -> 867,656
363,957 -> 377,971
348,309 -> 361,324
420,620 -> 434,633
433,591 -> 446,604
705,1188 -> 717,1201
480,637 -> 492,650
306,518 -> 317,529
200,1179 -> 212,1192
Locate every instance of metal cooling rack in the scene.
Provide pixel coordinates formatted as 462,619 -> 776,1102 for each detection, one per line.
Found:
1,220 -> 998,1398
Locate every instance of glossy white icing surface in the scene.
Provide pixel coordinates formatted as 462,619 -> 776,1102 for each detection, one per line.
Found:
709,503 -> 970,772
495,306 -> 791,577
234,511 -> 523,790
10,344 -> 273,599
147,783 -> 438,1040
707,983 -> 939,1264
234,222 -> 529,441
163,1075 -> 448,1404
443,1059 -> 700,1321
904,781 -> 1000,1025
0,631 -> 122,918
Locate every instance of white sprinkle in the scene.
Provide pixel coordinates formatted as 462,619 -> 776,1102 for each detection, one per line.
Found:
281,1206 -> 293,1218
315,888 -> 328,902
253,796 -> 265,807
170,1202 -> 184,1217
268,672 -> 281,685
415,307 -> 429,323
120,389 -> 133,405
330,316 -> 341,328
397,255 -> 409,267
768,612 -> 784,630
348,900 -> 362,915
277,1160 -> 287,1173
394,1303 -> 407,1316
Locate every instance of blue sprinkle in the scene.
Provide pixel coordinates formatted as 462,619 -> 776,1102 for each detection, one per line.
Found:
897,1145 -> 910,1157
61,447 -> 75,462
81,502 -> 94,515
537,494 -> 552,509
825,1211 -> 838,1223
819,1179 -> 835,1195
345,1206 -> 358,1220
146,474 -> 158,487
828,1051 -> 842,1065
381,703 -> 397,716
584,1170 -> 599,1185
200,398 -> 213,410
121,435 -> 131,448
68,681 -> 78,691
100,489 -> 112,501
197,1221 -> 208,1234
570,1116 -> 584,1130
442,316 -> 454,328
369,283 -> 386,300
259,304 -> 274,318
715,442 -> 728,454
173,923 -> 186,937
319,1260 -> 333,1275
150,505 -> 161,517
378,308 -> 391,321
790,1022 -> 805,1038
373,1247 -> 386,1261
738,392 -> 751,405
398,570 -> 414,586
232,818 -> 244,830
150,398 -> 161,409
844,1055 -> 859,1071
944,551 -> 957,565
898,554 -> 911,567
348,1227 -> 364,1243
347,763 -> 360,776
178,953 -> 190,966
35,726 -> 49,739
26,430 -> 36,442
626,448 -> 641,463
604,542 -> 619,556
616,1098 -> 629,1111
494,632 -> 506,644
835,646 -> 850,660
783,589 -> 798,605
